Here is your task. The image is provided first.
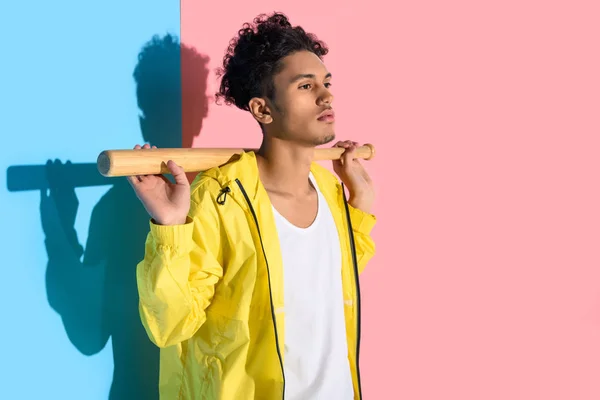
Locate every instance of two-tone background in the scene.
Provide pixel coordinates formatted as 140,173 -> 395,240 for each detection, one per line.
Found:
1,0 -> 600,398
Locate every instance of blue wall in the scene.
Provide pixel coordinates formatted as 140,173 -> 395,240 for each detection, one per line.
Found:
1,1 -> 180,398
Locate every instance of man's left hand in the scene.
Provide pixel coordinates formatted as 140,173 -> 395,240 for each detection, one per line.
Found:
332,140 -> 375,214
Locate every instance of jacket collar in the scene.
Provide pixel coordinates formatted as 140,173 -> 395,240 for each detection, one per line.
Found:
200,150 -> 343,204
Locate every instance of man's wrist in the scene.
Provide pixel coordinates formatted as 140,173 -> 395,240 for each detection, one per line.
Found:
348,192 -> 374,214
152,216 -> 188,226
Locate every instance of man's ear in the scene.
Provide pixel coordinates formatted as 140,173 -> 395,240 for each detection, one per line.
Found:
249,97 -> 273,125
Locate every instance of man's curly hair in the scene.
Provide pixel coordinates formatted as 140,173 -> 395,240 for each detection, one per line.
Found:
216,12 -> 329,111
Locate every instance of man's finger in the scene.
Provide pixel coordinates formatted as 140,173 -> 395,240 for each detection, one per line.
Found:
334,140 -> 351,148
126,176 -> 139,187
340,144 -> 358,167
345,144 -> 357,157
167,160 -> 189,186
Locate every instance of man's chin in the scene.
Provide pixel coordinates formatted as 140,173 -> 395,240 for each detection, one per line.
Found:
315,133 -> 335,146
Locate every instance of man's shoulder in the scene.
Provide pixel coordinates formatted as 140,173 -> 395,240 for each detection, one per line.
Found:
190,172 -> 220,194
311,162 -> 341,188
187,151 -> 258,209
190,152 -> 255,192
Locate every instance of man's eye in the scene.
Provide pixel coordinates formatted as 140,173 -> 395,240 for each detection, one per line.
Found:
324,82 -> 332,88
299,84 -> 311,90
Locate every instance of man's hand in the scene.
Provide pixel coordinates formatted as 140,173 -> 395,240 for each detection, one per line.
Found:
127,144 -> 191,226
332,140 -> 375,214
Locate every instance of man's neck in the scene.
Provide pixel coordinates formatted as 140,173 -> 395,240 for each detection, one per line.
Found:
255,137 -> 315,197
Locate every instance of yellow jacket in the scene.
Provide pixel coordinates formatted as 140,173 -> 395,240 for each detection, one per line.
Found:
136,151 -> 376,399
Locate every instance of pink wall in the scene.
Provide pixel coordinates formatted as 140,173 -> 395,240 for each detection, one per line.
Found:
183,1 -> 600,398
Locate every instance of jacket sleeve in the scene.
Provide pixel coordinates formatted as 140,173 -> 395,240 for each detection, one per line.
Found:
136,181 -> 224,348
348,204 -> 377,274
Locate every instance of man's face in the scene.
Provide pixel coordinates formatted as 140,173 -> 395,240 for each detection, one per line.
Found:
266,51 -> 336,146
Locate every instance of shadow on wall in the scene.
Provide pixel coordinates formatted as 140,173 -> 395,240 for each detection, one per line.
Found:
6,34 -> 210,399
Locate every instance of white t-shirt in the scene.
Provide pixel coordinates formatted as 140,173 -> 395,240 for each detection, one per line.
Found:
272,173 -> 354,400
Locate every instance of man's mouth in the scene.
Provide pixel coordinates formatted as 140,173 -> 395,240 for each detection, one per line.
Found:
317,110 -> 335,122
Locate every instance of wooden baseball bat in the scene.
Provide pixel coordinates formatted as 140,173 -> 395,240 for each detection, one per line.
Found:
97,144 -> 375,177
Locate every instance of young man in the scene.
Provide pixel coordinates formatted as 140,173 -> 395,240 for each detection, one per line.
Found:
129,12 -> 376,400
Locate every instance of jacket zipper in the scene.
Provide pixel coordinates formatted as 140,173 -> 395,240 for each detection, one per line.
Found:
235,179 -> 286,399
342,183 -> 363,400
230,179 -> 362,399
